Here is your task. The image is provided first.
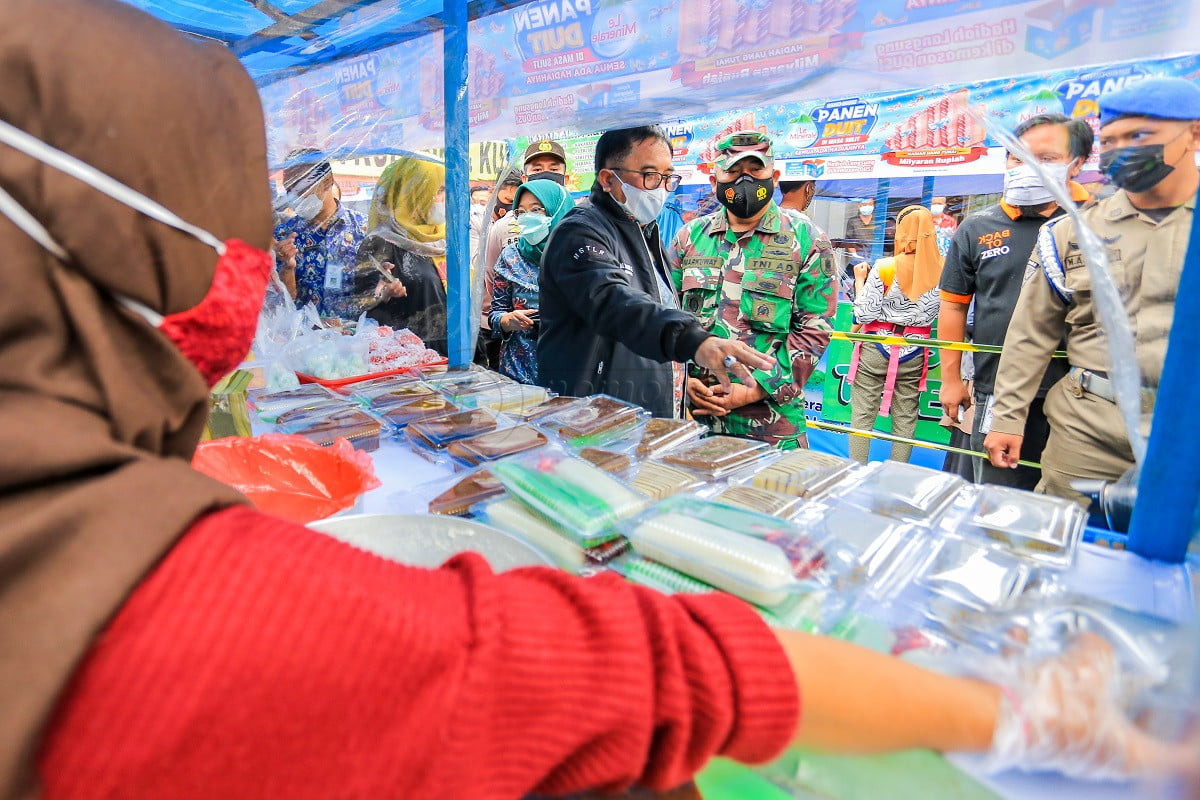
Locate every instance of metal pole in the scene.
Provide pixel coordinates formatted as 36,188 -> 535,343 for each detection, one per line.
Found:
443,0 -> 472,368
1127,189 -> 1200,562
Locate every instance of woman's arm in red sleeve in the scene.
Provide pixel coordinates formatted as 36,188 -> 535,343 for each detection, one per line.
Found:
38,505 -> 798,800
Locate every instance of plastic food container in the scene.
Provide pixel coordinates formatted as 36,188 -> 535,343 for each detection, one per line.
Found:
490,450 -> 650,547
540,394 -> 645,446
747,449 -> 858,499
658,435 -> 771,479
407,408 -> 501,450
828,461 -> 965,524
277,405 -> 383,452
446,425 -> 550,467
945,485 -> 1087,568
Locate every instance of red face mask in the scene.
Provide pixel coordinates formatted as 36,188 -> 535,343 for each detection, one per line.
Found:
0,119 -> 273,387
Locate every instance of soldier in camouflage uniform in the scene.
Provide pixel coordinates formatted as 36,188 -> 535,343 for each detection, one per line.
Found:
668,130 -> 837,449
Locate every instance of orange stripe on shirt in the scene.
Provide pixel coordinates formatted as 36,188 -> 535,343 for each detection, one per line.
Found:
940,289 -> 973,304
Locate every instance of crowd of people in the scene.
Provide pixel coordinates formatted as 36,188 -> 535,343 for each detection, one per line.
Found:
3,2 -> 1193,796
278,80 -> 1197,510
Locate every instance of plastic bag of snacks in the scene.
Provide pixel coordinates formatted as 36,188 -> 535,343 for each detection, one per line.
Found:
192,433 -> 380,523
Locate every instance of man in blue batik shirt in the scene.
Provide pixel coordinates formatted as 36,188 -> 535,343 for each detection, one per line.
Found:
274,148 -> 366,320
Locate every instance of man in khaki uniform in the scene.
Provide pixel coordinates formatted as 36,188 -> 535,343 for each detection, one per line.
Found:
985,78 -> 1200,504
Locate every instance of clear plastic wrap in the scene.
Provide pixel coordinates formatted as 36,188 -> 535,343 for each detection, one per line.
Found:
509,395 -> 583,423
276,405 -> 383,452
658,435 -> 772,479
918,537 -> 1035,613
629,418 -> 706,459
446,425 -> 551,467
577,448 -> 636,477
745,449 -> 859,500
711,484 -> 807,519
630,461 -> 707,501
827,461 -> 966,524
538,394 -> 647,448
374,396 -> 459,435
791,503 -> 939,604
475,497 -> 628,573
426,468 -> 505,516
350,380 -> 438,411
939,485 -> 1087,569
249,384 -> 338,422
273,397 -> 359,429
457,384 -> 551,415
490,450 -> 650,548
406,408 -> 502,451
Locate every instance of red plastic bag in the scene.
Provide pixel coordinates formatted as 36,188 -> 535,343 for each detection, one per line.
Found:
193,434 -> 381,523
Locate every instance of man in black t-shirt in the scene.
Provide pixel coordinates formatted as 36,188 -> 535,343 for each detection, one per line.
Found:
937,114 -> 1093,488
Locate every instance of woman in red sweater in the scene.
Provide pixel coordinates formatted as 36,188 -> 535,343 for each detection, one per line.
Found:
0,2 -> 1187,799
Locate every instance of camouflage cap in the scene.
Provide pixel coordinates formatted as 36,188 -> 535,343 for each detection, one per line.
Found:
714,130 -> 774,172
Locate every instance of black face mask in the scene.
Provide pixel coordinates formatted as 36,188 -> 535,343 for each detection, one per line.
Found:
1100,143 -> 1176,193
528,171 -> 566,185
715,174 -> 774,219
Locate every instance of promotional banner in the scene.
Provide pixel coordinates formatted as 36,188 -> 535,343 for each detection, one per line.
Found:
258,0 -> 1200,162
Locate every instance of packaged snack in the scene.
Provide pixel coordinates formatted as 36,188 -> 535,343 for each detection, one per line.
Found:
946,485 -> 1087,568
792,504 -> 934,602
349,378 -> 435,409
274,398 -> 358,430
250,384 -> 337,421
446,425 -> 550,466
344,373 -> 424,398
659,435 -> 770,478
458,384 -> 550,415
279,406 -> 382,452
627,511 -> 799,607
712,485 -> 806,518
478,497 -> 628,572
578,448 -> 634,475
427,468 -> 505,515
375,396 -> 459,434
407,408 -> 500,450
830,461 -> 965,523
918,537 -> 1034,611
491,451 -> 650,547
633,418 -> 705,458
617,555 -> 715,595
749,450 -> 857,499
511,395 -> 582,423
631,462 -> 706,500
422,368 -> 511,399
541,394 -> 644,445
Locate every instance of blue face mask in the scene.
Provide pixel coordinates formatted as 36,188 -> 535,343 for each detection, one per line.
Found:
517,212 -> 551,246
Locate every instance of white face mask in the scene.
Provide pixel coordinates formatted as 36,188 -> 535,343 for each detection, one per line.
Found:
428,200 -> 446,225
291,192 -> 323,222
859,204 -> 874,216
1003,163 -> 1069,207
930,203 -> 945,215
612,173 -> 667,225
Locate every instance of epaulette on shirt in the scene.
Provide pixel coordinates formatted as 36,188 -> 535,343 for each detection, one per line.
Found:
1036,217 -> 1072,304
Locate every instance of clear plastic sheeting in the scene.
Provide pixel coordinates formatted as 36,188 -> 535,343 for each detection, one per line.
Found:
984,116 -> 1150,463
236,0 -> 1200,156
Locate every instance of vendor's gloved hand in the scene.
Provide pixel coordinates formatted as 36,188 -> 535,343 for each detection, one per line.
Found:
984,633 -> 1198,780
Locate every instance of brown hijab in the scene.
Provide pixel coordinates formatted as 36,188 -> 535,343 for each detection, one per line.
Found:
0,1 -> 272,795
893,205 -> 943,300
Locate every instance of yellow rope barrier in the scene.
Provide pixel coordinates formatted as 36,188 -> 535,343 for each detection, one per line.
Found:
804,418 -> 1043,470
831,330 -> 1069,358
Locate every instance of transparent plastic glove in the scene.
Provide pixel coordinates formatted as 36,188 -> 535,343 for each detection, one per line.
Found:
984,634 -> 1196,780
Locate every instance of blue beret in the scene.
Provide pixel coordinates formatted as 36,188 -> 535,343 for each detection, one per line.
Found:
1100,77 -> 1200,127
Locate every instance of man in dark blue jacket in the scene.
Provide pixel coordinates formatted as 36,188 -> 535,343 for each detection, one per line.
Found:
538,126 -> 770,417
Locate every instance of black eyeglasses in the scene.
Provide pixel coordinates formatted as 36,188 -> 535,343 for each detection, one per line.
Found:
612,167 -> 682,192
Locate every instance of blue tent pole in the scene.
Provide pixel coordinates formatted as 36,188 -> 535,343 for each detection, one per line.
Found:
1126,189 -> 1200,562
443,0 -> 472,368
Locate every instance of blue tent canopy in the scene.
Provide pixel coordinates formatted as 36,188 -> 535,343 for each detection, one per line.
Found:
124,0 -> 535,82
